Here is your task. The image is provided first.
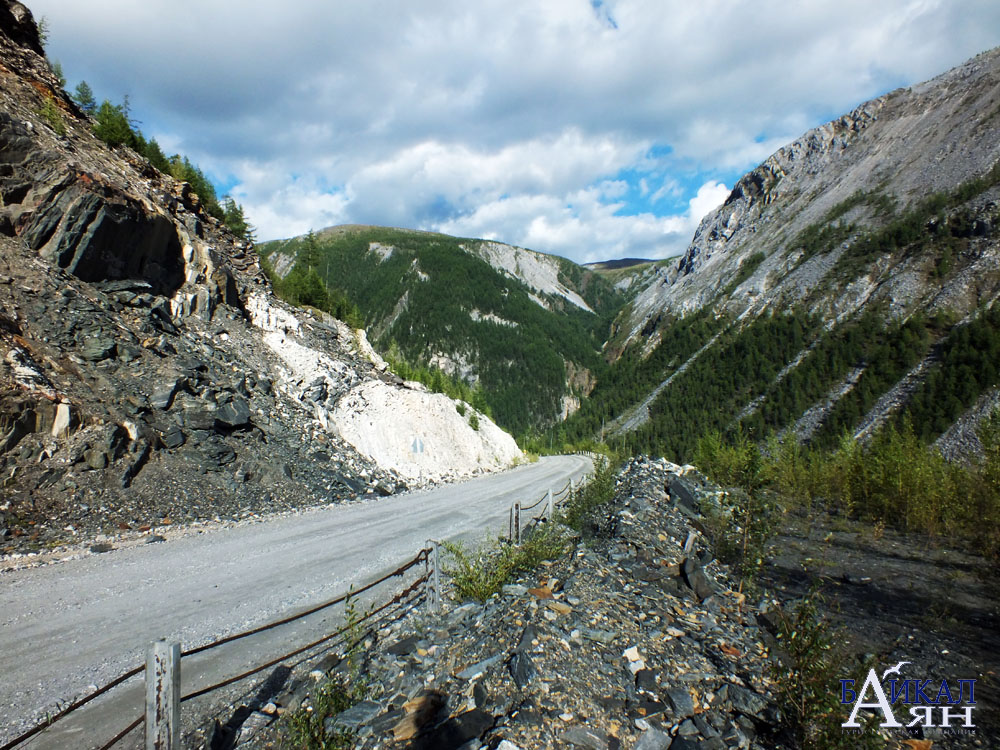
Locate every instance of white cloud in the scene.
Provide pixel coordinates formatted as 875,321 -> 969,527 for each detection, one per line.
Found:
30,0 -> 1000,261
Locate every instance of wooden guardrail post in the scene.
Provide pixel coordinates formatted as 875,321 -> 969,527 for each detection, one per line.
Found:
146,639 -> 180,750
546,488 -> 553,520
513,503 -> 521,546
428,541 -> 441,612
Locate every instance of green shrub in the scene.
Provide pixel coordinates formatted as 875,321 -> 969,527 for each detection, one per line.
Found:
770,593 -> 884,749
559,457 -> 617,533
281,676 -> 358,750
38,95 -> 65,136
443,523 -> 568,603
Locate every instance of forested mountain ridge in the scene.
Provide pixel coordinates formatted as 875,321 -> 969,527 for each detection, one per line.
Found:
559,47 -> 1000,464
258,226 -> 624,434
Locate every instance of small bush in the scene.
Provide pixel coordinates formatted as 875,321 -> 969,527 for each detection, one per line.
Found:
469,412 -> 480,431
281,676 -> 359,750
559,456 -> 617,533
456,402 -> 466,416
770,594 -> 883,749
38,95 -> 65,135
443,523 -> 568,603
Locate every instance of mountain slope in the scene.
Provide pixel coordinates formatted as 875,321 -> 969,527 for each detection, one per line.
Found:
564,48 -> 1000,461
259,226 -> 623,433
0,3 -> 519,557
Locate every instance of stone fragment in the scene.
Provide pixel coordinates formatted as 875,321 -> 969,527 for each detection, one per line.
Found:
50,402 -> 73,438
546,600 -> 572,614
665,688 -> 695,718
456,653 -> 502,680
387,634 -> 420,656
561,725 -> 609,749
149,378 -> 181,410
160,424 -> 185,449
634,726 -> 672,750
510,651 -> 537,689
324,700 -> 381,733
726,684 -> 768,719
81,336 -> 116,361
215,397 -> 251,428
668,476 -> 698,512
413,708 -> 492,749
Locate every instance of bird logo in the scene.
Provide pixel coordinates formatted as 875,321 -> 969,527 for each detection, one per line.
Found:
881,661 -> 911,681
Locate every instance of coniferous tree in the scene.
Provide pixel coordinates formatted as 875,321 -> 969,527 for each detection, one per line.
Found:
143,137 -> 170,172
92,99 -> 135,147
50,60 -> 66,88
72,80 -> 96,113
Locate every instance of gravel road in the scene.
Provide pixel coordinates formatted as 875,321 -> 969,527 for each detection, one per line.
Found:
0,454 -> 591,749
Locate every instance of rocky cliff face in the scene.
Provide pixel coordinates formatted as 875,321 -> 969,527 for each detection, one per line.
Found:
0,2 -> 519,559
625,48 -> 1000,333
602,48 -> 1000,451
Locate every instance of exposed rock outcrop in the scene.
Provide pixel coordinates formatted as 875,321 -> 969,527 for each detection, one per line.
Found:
0,2 -> 520,560
624,48 -> 1000,333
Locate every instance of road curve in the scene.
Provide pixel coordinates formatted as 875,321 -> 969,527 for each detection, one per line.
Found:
0,454 -> 592,749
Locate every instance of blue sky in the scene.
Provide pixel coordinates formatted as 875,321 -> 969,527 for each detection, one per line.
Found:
30,0 -> 1000,264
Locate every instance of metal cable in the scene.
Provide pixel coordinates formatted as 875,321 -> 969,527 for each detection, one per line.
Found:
95,715 -> 142,750
182,549 -> 429,657
1,550 -> 430,750
180,573 -> 429,703
0,664 -> 144,750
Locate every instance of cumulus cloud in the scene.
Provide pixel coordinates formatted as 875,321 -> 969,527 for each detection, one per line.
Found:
31,0 -> 1000,261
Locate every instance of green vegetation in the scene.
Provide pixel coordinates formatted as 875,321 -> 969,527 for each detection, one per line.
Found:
559,456 -> 618,534
905,305 -> 1000,441
280,591 -> 371,749
555,309 -> 724,449
38,95 -> 65,136
698,419 -> 1000,557
382,340 -> 492,417
443,524 -> 569,603
263,231 -> 363,327
790,166 -> 1000,280
71,80 -> 95,113
54,62 -> 255,239
770,593 -> 883,749
721,251 -> 766,296
259,227 -> 622,433
693,431 -> 778,592
280,675 -> 361,750
742,312 -> 934,447
630,310 -> 814,460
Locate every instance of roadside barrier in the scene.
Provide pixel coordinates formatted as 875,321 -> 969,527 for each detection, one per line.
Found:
2,455 -> 597,749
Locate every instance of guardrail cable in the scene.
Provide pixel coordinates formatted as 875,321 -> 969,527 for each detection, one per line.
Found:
0,663 -> 145,750
181,573 -> 429,703
182,548 -> 428,658
2,551 -> 430,750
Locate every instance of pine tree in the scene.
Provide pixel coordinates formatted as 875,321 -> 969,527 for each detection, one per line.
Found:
73,80 -> 96,114
92,100 -> 134,147
50,60 -> 66,88
143,138 -> 170,172
222,196 -> 256,242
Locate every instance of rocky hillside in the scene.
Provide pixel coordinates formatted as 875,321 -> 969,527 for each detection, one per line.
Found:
223,457 -> 996,749
565,48 -> 1000,460
259,226 -> 622,433
0,1 -> 520,559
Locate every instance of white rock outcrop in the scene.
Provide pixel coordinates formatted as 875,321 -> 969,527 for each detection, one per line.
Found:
332,380 -> 522,482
